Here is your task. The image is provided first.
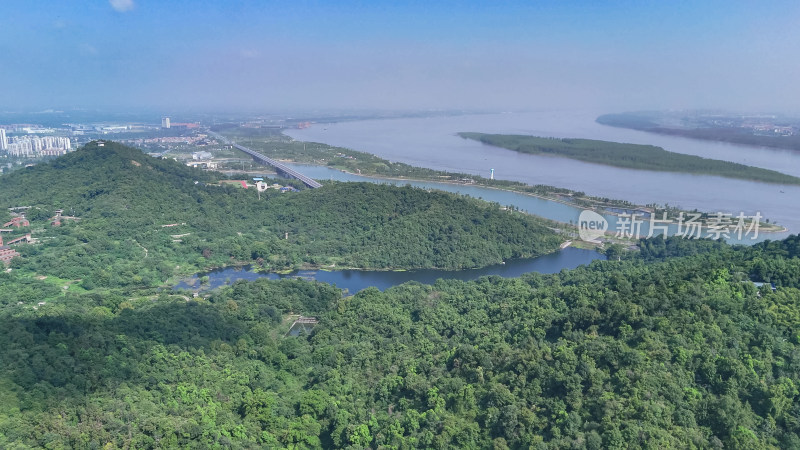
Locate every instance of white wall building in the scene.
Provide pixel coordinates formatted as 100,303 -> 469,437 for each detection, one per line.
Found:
5,136 -> 71,157
192,151 -> 213,160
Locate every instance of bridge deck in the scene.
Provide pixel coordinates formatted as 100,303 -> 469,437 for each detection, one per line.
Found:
208,131 -> 322,188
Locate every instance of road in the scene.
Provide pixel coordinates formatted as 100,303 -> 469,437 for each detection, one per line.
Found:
207,131 -> 322,189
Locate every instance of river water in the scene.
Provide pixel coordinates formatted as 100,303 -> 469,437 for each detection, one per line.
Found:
284,162 -> 781,244
186,111 -> 795,293
175,247 -> 605,294
285,110 -> 800,237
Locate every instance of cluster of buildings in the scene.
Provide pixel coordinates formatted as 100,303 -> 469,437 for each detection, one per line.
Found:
0,124 -> 54,133
126,135 -> 207,146
162,117 -> 200,131
0,130 -> 72,157
186,150 -> 218,169
0,241 -> 19,265
748,124 -> 795,136
192,151 -> 213,160
0,208 -> 81,265
0,216 -> 29,265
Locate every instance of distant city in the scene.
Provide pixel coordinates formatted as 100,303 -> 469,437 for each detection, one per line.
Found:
0,114 -> 294,176
0,116 -> 200,167
0,132 -> 72,157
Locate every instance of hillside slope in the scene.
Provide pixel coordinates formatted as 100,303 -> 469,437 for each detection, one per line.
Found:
0,236 -> 799,447
0,141 -> 562,289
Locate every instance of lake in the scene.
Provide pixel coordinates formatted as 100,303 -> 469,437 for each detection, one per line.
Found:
175,247 -> 606,294
285,110 -> 800,237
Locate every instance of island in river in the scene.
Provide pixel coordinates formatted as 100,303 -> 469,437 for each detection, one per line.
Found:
459,132 -> 800,186
215,126 -> 787,234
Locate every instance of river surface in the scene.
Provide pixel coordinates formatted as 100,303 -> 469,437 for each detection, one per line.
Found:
175,247 -> 605,294
285,110 -> 800,237
284,163 -> 778,244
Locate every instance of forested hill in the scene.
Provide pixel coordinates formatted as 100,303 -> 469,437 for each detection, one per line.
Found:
0,141 -> 219,230
0,140 -> 218,211
1,235 -> 799,448
2,142 -> 800,448
459,132 -> 800,185
0,141 -> 562,287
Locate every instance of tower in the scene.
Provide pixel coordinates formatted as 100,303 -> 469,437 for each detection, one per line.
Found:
490,168 -> 494,180
0,129 -> 6,151
161,117 -> 171,129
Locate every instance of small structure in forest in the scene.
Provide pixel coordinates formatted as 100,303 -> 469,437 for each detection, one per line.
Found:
0,234 -> 20,265
50,209 -> 81,227
3,217 -> 30,228
287,316 -> 319,336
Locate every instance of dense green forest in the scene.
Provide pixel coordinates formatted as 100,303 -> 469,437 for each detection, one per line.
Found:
459,132 -> 800,185
0,141 -> 562,294
1,235 -> 799,448
2,141 -> 800,448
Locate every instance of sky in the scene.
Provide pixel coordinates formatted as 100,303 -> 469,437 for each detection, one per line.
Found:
2,0 -> 800,114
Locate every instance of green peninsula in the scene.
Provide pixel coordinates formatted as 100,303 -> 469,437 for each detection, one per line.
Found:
459,132 -> 800,185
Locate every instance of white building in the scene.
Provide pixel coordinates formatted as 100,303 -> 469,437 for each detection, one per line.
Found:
0,129 -> 6,150
5,136 -> 71,157
161,117 -> 171,129
192,151 -> 213,160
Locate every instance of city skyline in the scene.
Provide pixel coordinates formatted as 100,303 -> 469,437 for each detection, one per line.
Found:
2,1 -> 800,114
2,135 -> 71,157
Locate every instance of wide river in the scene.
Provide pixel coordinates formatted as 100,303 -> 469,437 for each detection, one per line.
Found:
285,110 -> 800,237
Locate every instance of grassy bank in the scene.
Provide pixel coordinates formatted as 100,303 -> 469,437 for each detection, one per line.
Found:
459,132 -> 800,185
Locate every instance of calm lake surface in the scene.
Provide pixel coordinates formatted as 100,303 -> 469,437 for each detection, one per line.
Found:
285,110 -> 800,237
175,247 -> 606,294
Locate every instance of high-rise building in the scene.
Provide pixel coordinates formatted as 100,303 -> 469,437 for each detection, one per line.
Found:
0,129 -> 7,151
4,135 -> 71,157
161,117 -> 171,129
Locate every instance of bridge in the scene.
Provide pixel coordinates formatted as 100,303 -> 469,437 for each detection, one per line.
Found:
207,131 -> 322,189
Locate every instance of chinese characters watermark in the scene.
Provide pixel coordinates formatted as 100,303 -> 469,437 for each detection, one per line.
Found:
578,210 -> 762,242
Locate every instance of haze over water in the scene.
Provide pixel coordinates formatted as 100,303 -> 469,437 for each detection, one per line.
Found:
286,110 -> 800,236
4,1 -> 799,236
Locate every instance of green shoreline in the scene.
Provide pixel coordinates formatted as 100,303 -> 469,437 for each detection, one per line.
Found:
169,243 -> 571,292
459,132 -> 800,186
217,127 -> 786,235
275,159 -> 787,235
160,154 -> 790,291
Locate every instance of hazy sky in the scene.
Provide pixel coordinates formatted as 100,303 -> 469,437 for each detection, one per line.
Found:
2,0 -> 800,113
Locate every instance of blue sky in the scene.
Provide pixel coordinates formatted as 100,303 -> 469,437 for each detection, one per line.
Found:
2,1 -> 799,113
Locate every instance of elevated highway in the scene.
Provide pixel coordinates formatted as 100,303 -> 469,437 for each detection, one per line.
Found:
207,131 -> 322,189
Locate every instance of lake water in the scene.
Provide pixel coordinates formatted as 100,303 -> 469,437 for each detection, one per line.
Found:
285,110 -> 800,237
175,247 -> 605,294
